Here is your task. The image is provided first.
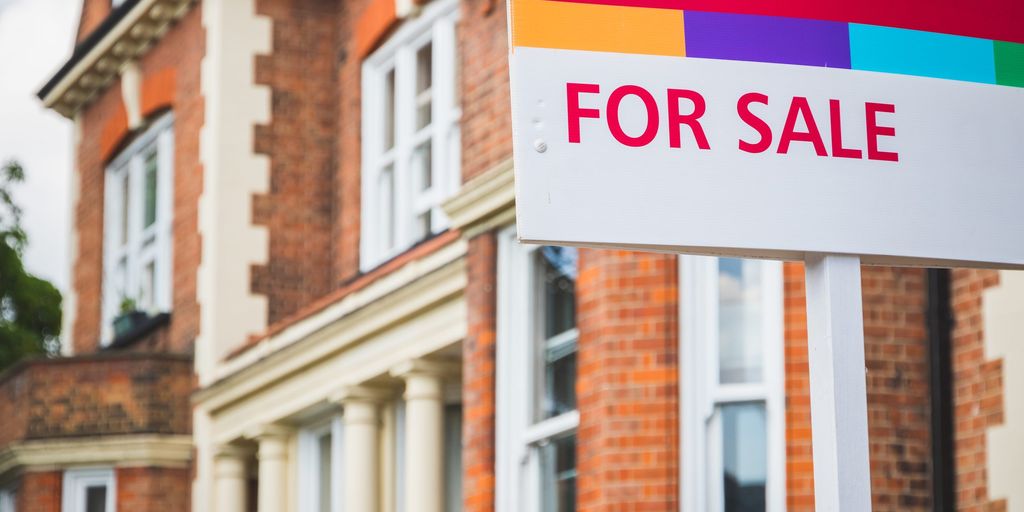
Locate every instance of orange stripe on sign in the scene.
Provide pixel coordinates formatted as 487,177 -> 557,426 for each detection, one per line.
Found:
511,0 -> 685,56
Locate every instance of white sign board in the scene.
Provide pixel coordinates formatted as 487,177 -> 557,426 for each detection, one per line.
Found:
509,2 -> 1024,269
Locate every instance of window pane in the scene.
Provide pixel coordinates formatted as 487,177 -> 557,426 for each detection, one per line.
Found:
544,348 -> 576,418
414,210 -> 432,242
539,247 -> 577,339
141,261 -> 155,311
413,141 -> 432,192
415,43 -> 433,130
384,68 -> 396,151
721,403 -> 767,512
718,258 -> 764,384
143,150 -> 158,229
318,433 -> 332,512
85,485 -> 107,512
378,165 -> 395,252
444,405 -> 463,512
120,172 -> 130,247
540,435 -> 577,512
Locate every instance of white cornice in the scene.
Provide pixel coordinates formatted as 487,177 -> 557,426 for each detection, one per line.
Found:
41,0 -> 194,118
0,435 -> 192,478
194,239 -> 468,412
442,158 -> 515,239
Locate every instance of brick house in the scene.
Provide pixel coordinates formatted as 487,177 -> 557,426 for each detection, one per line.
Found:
17,0 -> 1023,511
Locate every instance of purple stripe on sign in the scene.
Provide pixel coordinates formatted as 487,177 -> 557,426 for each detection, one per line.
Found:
684,11 -> 851,69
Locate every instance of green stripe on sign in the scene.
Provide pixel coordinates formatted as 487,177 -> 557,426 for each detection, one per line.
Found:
995,41 -> 1024,86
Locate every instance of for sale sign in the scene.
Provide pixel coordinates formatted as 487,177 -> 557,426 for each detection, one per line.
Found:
508,0 -> 1024,268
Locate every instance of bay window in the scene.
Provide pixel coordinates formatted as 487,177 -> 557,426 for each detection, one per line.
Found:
497,228 -> 579,512
62,468 -> 115,512
680,256 -> 785,512
360,0 -> 460,270
102,113 -> 174,344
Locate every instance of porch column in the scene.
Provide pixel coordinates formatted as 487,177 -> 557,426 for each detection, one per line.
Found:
391,359 -> 460,512
331,386 -> 389,512
213,445 -> 249,512
250,425 -> 292,512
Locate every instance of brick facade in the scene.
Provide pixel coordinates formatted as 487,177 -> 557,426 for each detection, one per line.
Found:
576,249 -> 679,511
116,467 -> 192,512
0,354 -> 192,446
14,471 -> 61,512
71,7 -> 204,355
951,269 -> 1004,511
462,233 -> 498,512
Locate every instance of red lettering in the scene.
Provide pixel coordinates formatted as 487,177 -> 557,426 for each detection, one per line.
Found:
778,96 -> 827,156
667,89 -> 710,150
737,93 -> 772,154
829,99 -> 863,159
607,85 -> 660,147
866,102 -> 899,162
566,82 -> 601,144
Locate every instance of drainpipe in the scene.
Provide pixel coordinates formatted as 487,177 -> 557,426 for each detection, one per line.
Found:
926,268 -> 955,512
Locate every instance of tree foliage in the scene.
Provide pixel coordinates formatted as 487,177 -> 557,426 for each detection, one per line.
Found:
0,160 -> 61,371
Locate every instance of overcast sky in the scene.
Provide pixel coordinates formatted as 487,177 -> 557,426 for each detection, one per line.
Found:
0,0 -> 79,293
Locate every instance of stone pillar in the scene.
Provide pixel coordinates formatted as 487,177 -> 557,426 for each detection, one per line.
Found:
249,425 -> 291,512
331,386 -> 388,512
213,445 -> 250,512
391,359 -> 459,512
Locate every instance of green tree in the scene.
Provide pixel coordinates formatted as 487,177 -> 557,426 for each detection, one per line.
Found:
0,160 -> 61,371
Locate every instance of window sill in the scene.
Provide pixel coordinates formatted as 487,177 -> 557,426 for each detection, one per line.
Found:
104,312 -> 171,351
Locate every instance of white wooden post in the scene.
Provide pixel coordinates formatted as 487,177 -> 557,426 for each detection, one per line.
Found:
804,254 -> 873,511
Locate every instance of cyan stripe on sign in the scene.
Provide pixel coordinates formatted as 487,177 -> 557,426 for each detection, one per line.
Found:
849,24 -> 996,84
684,11 -> 851,69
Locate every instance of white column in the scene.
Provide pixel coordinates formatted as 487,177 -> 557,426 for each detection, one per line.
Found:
213,445 -> 250,512
391,359 -> 459,512
331,386 -> 388,512
249,425 -> 291,512
804,254 -> 873,511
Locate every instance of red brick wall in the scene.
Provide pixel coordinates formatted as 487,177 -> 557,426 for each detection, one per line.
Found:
951,269 -> 1003,511
72,8 -> 204,355
116,466 -> 191,512
76,0 -> 111,43
15,471 -> 61,512
459,0 -> 512,181
576,249 -> 679,511
783,261 -> 815,510
462,233 -> 498,512
0,354 -> 192,446
252,0 -> 339,323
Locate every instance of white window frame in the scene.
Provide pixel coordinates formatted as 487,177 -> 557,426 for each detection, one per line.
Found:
496,228 -> 579,512
101,112 -> 174,344
0,487 -> 14,512
360,0 -> 461,270
62,467 -> 116,512
298,416 -> 344,512
680,256 -> 786,512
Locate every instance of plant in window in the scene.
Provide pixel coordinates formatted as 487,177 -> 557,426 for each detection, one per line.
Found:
112,295 -> 146,339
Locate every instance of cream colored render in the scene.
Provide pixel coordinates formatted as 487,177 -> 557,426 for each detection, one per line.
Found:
196,0 -> 272,386
194,0 -> 272,509
984,270 -> 1024,510
61,118 -> 82,356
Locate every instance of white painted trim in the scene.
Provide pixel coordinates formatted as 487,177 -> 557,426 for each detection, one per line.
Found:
496,228 -> 578,512
298,416 -> 344,512
361,0 -> 461,271
679,256 -> 785,512
41,0 -> 194,118
62,467 -> 116,512
441,158 -> 515,239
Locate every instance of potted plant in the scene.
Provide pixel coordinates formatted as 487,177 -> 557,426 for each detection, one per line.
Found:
112,297 -> 148,339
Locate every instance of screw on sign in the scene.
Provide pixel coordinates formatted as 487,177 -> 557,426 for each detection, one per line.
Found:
506,0 -> 1024,509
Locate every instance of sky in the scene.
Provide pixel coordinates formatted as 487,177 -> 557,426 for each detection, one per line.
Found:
0,0 -> 79,293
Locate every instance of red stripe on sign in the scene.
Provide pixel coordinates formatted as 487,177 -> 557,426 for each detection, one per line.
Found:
550,0 -> 1024,44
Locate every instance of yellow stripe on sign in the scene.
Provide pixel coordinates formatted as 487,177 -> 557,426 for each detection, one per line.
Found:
511,0 -> 686,56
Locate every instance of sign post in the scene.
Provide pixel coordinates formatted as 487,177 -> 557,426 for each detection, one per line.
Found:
506,0 -> 1024,508
804,254 -> 871,510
